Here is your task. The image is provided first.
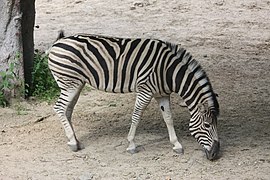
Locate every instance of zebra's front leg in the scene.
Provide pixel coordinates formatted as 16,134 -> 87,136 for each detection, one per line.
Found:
155,96 -> 184,154
127,92 -> 152,154
127,123 -> 138,154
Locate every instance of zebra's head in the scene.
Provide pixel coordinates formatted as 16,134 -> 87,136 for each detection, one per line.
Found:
189,100 -> 220,160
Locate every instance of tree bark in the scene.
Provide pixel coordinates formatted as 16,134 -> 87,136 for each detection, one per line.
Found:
21,0 -> 35,96
0,0 -> 35,100
0,0 -> 23,100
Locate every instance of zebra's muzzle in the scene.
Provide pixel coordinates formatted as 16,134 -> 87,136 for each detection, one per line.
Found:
205,140 -> 220,161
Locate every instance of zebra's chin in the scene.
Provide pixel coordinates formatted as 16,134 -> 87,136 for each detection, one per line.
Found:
204,140 -> 220,161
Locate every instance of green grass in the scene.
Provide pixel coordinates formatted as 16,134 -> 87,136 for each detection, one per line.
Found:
0,61 -> 18,107
0,52 -> 60,107
31,51 -> 60,102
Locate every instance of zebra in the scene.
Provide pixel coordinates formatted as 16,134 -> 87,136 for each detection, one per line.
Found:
48,31 -> 220,160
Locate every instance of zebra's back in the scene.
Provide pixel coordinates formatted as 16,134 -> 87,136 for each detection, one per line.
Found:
48,34 -> 172,93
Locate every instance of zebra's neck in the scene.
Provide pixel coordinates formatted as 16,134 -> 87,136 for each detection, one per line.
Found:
170,49 -> 219,116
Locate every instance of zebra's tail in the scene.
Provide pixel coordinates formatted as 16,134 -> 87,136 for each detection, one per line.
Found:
57,30 -> 65,40
45,30 -> 65,55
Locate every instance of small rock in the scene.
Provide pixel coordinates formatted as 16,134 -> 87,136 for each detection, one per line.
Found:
152,156 -> 160,161
215,1 -> 224,6
109,103 -> 116,107
75,0 -> 82,4
134,2 -> 144,7
78,172 -> 93,180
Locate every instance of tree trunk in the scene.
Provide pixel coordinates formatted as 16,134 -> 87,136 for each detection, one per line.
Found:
21,0 -> 35,96
0,0 -> 35,101
0,0 -> 23,101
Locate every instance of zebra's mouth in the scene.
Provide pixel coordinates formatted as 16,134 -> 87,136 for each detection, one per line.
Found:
204,140 -> 220,161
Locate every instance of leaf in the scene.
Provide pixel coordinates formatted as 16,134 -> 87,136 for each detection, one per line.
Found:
0,71 -> 6,77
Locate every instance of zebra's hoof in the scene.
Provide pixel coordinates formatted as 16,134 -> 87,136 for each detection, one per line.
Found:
68,142 -> 84,152
173,148 -> 184,154
126,148 -> 138,154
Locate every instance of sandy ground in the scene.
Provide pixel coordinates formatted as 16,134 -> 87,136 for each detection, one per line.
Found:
1,0 -> 270,179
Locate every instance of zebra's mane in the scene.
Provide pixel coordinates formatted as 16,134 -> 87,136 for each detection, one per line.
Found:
169,43 -> 219,116
189,60 -> 219,116
165,41 -> 181,54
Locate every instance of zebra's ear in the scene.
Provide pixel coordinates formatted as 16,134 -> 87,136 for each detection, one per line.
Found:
198,102 -> 208,114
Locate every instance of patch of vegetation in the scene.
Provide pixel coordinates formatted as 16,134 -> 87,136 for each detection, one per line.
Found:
0,61 -> 19,107
0,52 -> 60,107
31,51 -> 60,102
14,103 -> 29,115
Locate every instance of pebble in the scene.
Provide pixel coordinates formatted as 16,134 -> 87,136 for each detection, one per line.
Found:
78,172 -> 93,180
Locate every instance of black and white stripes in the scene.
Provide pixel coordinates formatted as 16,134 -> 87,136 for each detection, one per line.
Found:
48,32 -> 220,160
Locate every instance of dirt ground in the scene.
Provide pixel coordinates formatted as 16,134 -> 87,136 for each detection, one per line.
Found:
1,0 -> 270,179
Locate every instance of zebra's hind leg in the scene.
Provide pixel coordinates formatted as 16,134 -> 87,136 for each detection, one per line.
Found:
155,96 -> 184,154
54,81 -> 85,152
127,91 -> 153,154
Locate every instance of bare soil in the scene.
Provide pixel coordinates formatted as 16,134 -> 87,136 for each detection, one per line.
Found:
1,0 -> 270,179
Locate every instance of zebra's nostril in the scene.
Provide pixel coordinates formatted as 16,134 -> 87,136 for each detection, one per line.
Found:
205,141 -> 220,160
206,150 -> 217,161
211,141 -> 220,159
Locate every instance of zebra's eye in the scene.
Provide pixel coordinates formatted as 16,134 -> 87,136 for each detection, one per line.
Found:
204,123 -> 211,128
202,110 -> 207,114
